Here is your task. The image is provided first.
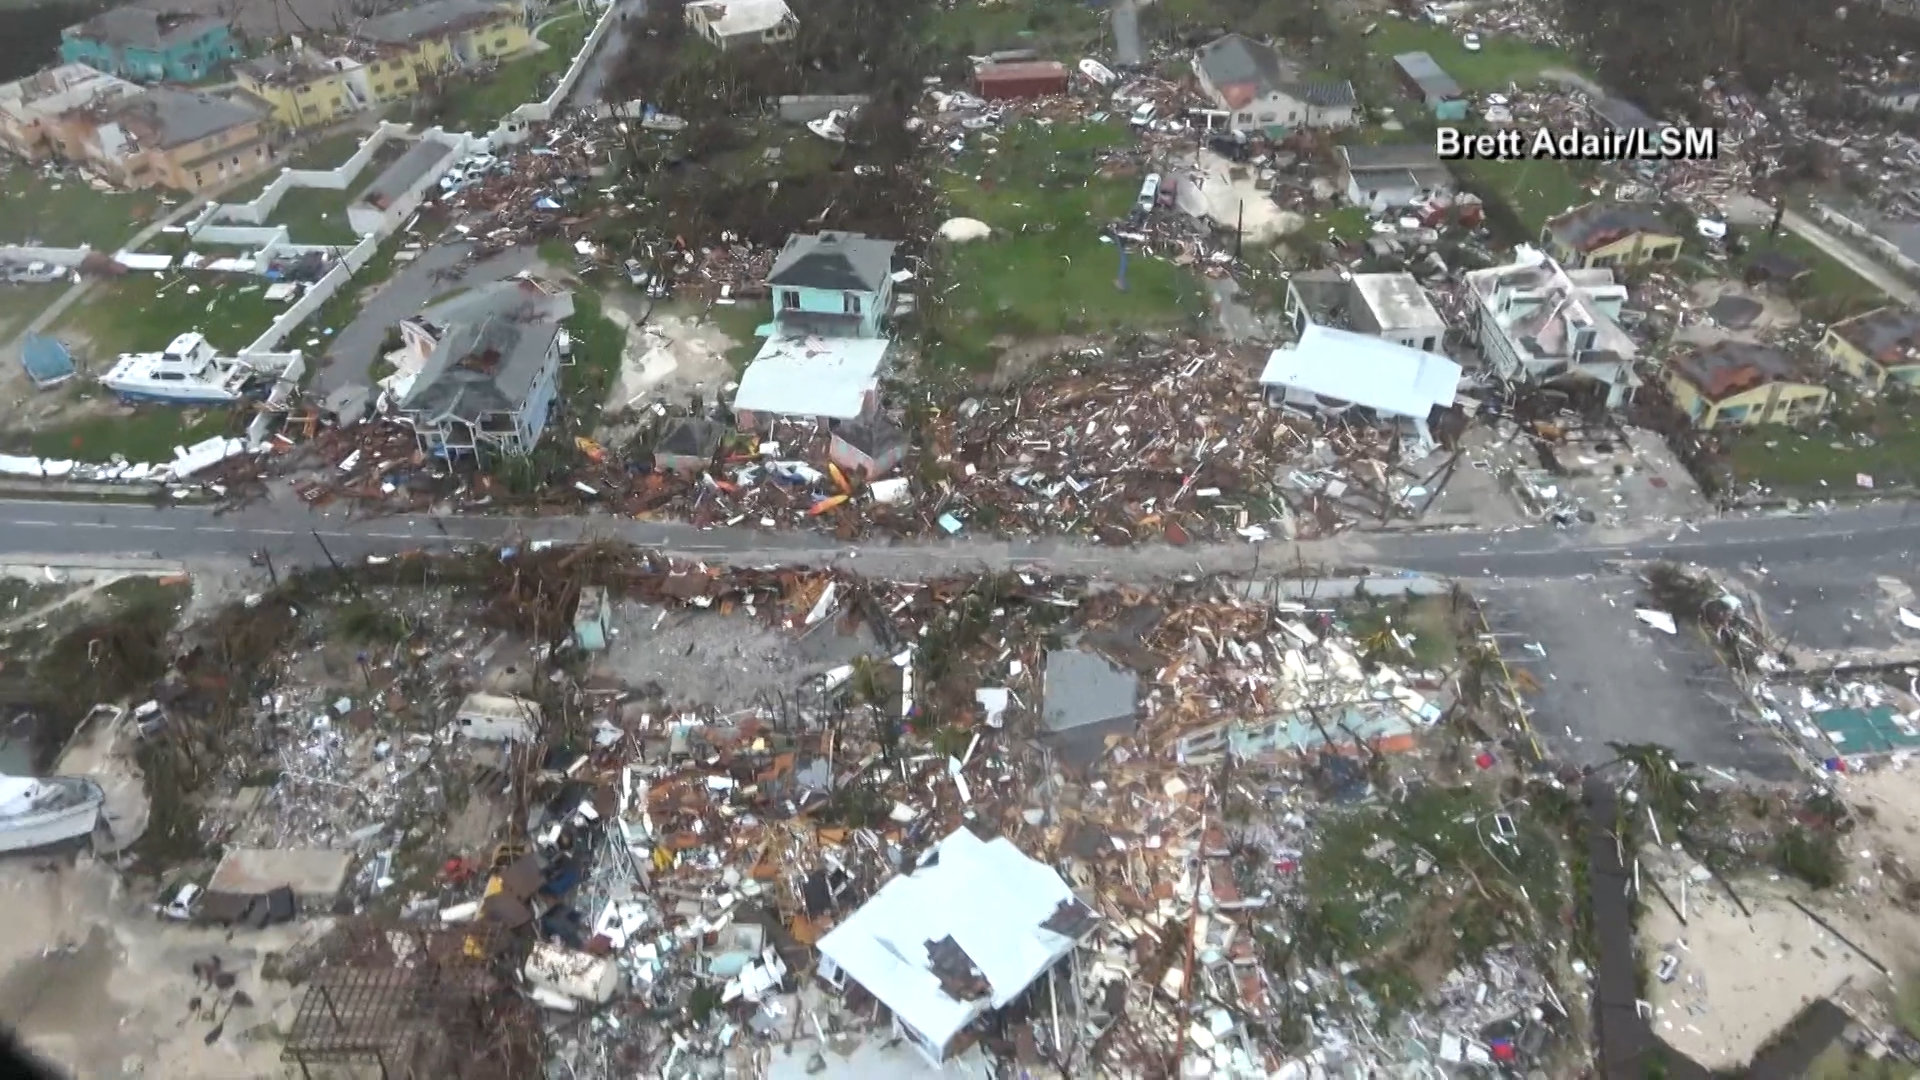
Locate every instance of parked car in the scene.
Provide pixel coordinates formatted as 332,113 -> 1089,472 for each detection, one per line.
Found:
1137,174 -> 1162,216
1422,3 -> 1449,23
1130,101 -> 1158,129
1463,32 -> 1482,51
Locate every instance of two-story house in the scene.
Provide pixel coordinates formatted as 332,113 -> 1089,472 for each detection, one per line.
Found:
734,231 -> 900,433
350,0 -> 532,106
684,0 -> 798,50
59,88 -> 270,193
1541,201 -> 1682,269
1193,33 -> 1355,137
1465,246 -> 1639,408
1665,341 -> 1829,428
393,279 -> 573,460
1819,305 -> 1920,392
0,64 -> 139,160
60,6 -> 237,83
1284,270 -> 1448,354
236,47 -> 373,131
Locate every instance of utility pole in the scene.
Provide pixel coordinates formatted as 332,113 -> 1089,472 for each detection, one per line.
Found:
1235,199 -> 1245,260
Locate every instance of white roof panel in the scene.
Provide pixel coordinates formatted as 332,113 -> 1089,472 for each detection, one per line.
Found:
815,828 -> 1095,1050
1259,324 -> 1461,419
733,334 -> 888,420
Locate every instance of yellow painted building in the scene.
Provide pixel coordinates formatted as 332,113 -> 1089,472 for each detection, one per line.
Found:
1818,305 -> 1920,391
1542,201 -> 1683,270
351,0 -> 531,105
235,48 -> 372,131
1665,341 -> 1829,429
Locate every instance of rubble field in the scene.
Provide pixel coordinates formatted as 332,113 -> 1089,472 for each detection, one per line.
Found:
0,543 -> 1631,1079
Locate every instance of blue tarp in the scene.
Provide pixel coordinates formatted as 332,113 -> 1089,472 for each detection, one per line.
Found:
21,334 -> 73,388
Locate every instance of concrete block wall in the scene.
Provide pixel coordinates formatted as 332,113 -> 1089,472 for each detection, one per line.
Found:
774,95 -> 870,123
207,122 -> 410,227
1814,204 -> 1920,279
242,233 -> 379,355
508,4 -> 617,125
0,245 -> 92,267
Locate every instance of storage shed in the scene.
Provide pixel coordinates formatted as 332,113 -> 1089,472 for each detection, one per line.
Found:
1392,52 -> 1467,120
975,60 -> 1069,100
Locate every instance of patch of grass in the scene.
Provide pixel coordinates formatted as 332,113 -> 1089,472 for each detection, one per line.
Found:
221,132 -> 372,203
262,139 -> 405,245
1362,20 -> 1582,94
1807,1043 -> 1919,1080
0,284 -> 61,338
0,164 -> 159,249
705,300 -> 767,373
563,289 -> 626,424
24,403 -> 234,461
924,118 -> 1206,367
1738,233 -> 1887,320
1342,594 -> 1465,670
1772,825 -> 1842,889
1723,394 -> 1920,494
55,272 -> 284,360
1306,204 -> 1373,244
1456,157 -> 1597,233
1298,786 -> 1567,965
438,15 -> 589,130
920,0 -> 1103,55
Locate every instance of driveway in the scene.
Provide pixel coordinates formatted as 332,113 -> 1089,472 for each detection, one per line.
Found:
314,242 -> 544,393
569,0 -> 647,108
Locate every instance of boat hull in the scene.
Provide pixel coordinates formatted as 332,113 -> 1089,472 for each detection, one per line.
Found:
0,777 -> 103,854
105,385 -> 241,406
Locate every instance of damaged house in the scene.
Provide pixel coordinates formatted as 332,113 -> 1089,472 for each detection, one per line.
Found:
1259,325 -> 1462,452
734,231 -> 901,432
1664,340 -> 1829,429
392,278 -> 573,459
1284,270 -> 1448,353
1819,305 -> 1920,391
1193,33 -> 1355,137
1466,246 -> 1638,408
815,827 -> 1099,1067
1540,201 -> 1682,269
684,0 -> 798,51
1335,143 -> 1454,213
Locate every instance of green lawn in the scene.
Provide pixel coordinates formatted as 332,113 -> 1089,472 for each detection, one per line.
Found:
705,301 -> 766,373
26,403 -> 235,462
1723,398 -> 1920,495
439,15 -> 589,130
926,119 -> 1205,368
1737,233 -> 1887,319
54,272 -> 286,360
1456,156 -> 1596,232
563,289 -> 625,424
263,140 -> 405,245
920,0 -> 1103,55
0,286 -> 61,339
0,166 -> 160,250
1363,20 -> 1581,94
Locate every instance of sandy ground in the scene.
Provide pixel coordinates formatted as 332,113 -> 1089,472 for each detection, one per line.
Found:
1638,764 -> 1920,1069
605,306 -> 740,411
0,856 -> 320,1079
1174,150 -> 1303,245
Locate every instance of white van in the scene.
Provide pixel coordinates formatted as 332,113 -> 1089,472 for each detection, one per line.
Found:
1138,173 -> 1161,215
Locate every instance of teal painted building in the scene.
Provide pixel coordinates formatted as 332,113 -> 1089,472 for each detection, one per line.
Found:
766,231 -> 899,339
61,6 -> 237,83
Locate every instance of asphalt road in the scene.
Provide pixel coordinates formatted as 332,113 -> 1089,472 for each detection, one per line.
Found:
0,498 -> 1914,581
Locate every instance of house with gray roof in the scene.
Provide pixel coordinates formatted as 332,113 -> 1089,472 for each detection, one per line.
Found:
1192,33 -> 1355,136
60,5 -> 236,83
63,87 -> 270,192
394,279 -> 575,459
766,231 -> 899,339
1541,201 -> 1681,269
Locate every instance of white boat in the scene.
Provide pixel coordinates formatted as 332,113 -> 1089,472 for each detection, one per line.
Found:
0,774 -> 104,853
98,332 -> 278,406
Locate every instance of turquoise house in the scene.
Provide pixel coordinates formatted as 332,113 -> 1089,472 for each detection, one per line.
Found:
61,6 -> 237,83
1393,51 -> 1469,122
765,231 -> 899,339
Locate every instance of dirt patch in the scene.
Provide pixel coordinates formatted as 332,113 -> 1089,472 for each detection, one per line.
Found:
589,600 -> 879,712
606,305 -> 740,410
0,856 -> 316,1079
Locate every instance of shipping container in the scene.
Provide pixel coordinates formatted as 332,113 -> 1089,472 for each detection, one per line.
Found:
974,61 -> 1070,101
